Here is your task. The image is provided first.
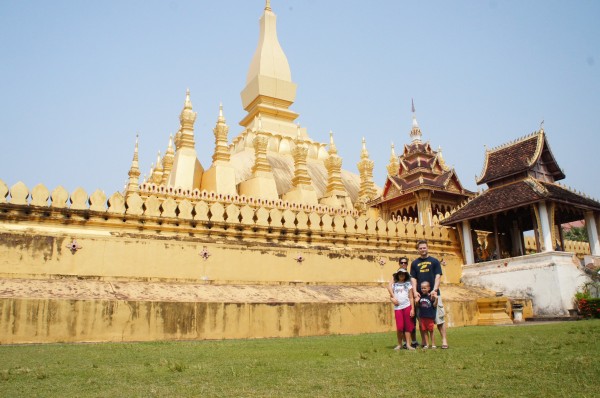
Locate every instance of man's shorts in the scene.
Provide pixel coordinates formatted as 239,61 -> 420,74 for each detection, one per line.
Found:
435,295 -> 445,325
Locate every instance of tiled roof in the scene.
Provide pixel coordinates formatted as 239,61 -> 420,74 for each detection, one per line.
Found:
477,131 -> 565,185
390,170 -> 453,192
440,179 -> 600,225
540,181 -> 600,209
477,134 -> 539,184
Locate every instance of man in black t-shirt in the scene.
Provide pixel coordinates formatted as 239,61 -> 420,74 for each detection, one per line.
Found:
410,239 -> 448,349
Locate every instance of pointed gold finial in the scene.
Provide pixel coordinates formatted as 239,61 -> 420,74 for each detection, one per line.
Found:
184,88 -> 192,109
265,0 -> 271,11
167,134 -> 174,153
134,133 -> 139,159
361,137 -> 369,158
161,134 -> 175,185
218,102 -> 225,123
328,130 -> 338,155
387,141 -> 399,176
125,134 -> 141,195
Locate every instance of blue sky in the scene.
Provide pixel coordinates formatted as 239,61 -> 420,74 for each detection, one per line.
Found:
1,0 -> 599,202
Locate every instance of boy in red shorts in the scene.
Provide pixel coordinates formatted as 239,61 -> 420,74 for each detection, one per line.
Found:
417,281 -> 438,349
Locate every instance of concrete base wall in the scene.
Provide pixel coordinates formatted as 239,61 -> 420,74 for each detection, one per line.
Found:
462,252 -> 593,316
0,279 -> 490,344
0,297 -> 484,344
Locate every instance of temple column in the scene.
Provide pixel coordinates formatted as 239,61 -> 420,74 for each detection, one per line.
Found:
493,215 -> 501,259
415,191 -> 433,226
584,211 -> 600,255
538,201 -> 554,253
511,220 -> 523,256
462,220 -> 475,265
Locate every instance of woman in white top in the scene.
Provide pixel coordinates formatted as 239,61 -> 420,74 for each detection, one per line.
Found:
387,267 -> 416,350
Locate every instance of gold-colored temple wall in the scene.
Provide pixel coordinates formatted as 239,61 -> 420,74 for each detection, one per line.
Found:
0,299 -> 389,343
0,229 -> 462,284
0,182 -> 464,284
0,297 -> 485,344
0,181 -> 475,344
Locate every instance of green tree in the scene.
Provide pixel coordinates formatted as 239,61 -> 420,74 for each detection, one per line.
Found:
564,226 -> 588,242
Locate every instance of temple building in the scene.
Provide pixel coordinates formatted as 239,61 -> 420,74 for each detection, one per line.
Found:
441,127 -> 600,264
369,102 -> 474,225
0,1 -> 598,344
126,1 -> 379,212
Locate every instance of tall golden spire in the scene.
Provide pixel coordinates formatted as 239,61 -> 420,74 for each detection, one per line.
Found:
166,88 -> 204,190
239,1 -> 299,137
324,132 -> 345,196
212,103 -> 231,165
252,134 -> 272,176
282,125 -> 318,205
125,134 -> 140,196
161,135 -> 175,185
178,88 -> 197,149
151,151 -> 164,184
357,137 -> 376,201
291,128 -> 311,188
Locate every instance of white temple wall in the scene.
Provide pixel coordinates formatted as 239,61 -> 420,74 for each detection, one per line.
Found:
462,251 -> 592,316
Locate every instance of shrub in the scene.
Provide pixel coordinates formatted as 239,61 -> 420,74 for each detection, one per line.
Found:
577,297 -> 600,318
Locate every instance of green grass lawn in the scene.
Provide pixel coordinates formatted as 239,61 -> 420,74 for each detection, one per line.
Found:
1,320 -> 599,397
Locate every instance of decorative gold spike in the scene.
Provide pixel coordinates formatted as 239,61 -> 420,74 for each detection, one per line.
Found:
125,134 -> 141,196
212,102 -> 231,164
178,89 -> 197,149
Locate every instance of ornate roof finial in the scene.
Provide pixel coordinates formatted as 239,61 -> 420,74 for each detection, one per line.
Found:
540,119 -> 544,133
386,142 -> 399,177
133,133 -> 139,159
410,98 -> 422,143
184,88 -> 192,109
218,102 -> 225,123
265,0 -> 271,11
361,137 -> 369,159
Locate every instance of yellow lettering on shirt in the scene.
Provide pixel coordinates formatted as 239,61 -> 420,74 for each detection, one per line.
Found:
419,261 -> 431,272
